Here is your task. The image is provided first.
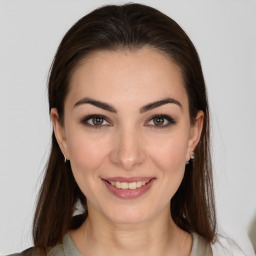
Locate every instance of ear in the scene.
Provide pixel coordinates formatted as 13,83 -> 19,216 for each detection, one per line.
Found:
51,108 -> 70,160
186,110 -> 204,161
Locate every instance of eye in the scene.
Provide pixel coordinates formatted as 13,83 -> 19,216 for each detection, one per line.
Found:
81,115 -> 111,127
146,114 -> 176,128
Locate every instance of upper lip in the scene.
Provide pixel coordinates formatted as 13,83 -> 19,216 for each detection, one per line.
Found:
102,176 -> 155,182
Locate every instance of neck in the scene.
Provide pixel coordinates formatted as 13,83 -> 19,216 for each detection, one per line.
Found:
69,205 -> 192,256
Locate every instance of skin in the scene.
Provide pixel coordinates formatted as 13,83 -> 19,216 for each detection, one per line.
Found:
51,47 -> 204,256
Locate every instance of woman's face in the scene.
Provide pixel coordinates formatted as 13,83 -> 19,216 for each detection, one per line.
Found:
52,47 -> 203,225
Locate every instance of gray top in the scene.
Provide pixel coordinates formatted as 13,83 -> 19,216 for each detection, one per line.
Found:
9,232 -> 213,256
47,232 -> 213,256
190,232 -> 213,256
47,235 -> 81,256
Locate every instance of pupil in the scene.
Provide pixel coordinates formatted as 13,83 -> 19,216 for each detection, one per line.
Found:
153,117 -> 164,126
93,117 -> 103,125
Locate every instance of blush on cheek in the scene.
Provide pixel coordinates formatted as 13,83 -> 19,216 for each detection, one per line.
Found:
68,136 -> 110,174
151,141 -> 186,171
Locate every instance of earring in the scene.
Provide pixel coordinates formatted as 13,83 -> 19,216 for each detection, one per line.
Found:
64,155 -> 67,163
186,152 -> 195,165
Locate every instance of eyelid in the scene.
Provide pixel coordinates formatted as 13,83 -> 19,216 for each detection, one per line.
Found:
80,114 -> 176,129
145,114 -> 177,128
80,114 -> 112,127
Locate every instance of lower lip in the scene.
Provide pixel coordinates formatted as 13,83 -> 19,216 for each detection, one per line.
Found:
102,179 -> 155,199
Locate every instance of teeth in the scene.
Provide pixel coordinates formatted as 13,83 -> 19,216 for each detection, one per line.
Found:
137,181 -> 142,188
116,182 -> 121,188
108,180 -> 150,190
128,182 -> 136,189
121,182 -> 129,189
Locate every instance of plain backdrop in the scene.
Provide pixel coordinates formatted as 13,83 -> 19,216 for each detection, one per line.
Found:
0,0 -> 255,255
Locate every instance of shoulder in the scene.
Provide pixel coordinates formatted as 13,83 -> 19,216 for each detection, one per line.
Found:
7,244 -> 64,256
47,234 -> 81,256
47,244 -> 64,256
190,232 -> 213,256
7,247 -> 41,256
7,248 -> 34,256
6,234 -> 79,256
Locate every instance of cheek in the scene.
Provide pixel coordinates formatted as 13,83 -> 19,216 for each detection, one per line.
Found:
67,129 -> 110,174
67,130 -> 112,200
148,132 -> 189,172
149,136 -> 188,200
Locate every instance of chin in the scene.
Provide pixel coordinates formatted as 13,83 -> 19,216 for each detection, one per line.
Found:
108,213 -> 151,225
101,203 -> 163,226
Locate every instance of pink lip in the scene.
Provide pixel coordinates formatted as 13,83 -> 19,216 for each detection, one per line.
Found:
102,176 -> 155,182
102,177 -> 156,199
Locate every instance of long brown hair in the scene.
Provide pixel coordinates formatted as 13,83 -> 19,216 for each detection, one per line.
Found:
33,3 -> 216,252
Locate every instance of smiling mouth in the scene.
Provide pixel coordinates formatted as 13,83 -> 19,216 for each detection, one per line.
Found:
106,180 -> 151,190
102,177 -> 155,199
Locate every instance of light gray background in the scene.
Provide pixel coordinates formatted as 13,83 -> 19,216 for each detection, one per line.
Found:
0,0 -> 255,255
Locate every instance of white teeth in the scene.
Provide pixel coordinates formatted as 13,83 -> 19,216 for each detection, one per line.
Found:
128,182 -> 136,189
116,181 -> 121,189
136,181 -> 142,188
108,180 -> 150,189
121,182 -> 129,189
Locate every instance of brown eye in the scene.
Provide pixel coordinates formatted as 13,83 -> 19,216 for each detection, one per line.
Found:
146,114 -> 176,129
82,115 -> 110,127
92,116 -> 104,125
152,117 -> 165,126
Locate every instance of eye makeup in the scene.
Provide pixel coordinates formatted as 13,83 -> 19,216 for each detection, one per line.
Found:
80,114 -> 112,128
80,113 -> 177,129
145,114 -> 177,129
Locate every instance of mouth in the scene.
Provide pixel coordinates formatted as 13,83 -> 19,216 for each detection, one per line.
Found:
105,180 -> 151,190
102,177 -> 155,199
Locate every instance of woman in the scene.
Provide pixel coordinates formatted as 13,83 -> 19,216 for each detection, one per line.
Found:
11,3 -> 216,255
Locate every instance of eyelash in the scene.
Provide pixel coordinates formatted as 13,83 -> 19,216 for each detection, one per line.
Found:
80,114 -> 176,129
146,114 -> 176,129
81,115 -> 112,129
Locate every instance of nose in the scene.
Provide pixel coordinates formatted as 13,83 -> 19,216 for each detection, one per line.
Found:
110,127 -> 146,170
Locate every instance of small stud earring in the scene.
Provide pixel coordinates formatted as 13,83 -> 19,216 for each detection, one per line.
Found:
186,152 -> 195,165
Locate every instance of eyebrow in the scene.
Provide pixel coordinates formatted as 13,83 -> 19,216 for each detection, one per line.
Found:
74,97 -> 117,113
139,98 -> 182,113
73,97 -> 182,113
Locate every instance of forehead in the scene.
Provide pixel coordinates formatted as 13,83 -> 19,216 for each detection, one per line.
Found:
67,47 -> 188,109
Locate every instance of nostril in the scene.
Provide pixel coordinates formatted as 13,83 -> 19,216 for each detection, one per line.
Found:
109,140 -> 146,170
